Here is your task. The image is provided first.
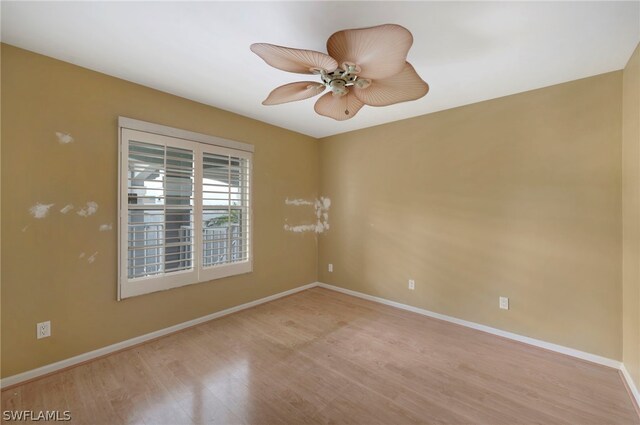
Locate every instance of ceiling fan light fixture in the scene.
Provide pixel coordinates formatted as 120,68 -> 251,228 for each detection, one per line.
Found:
342,62 -> 361,74
354,78 -> 371,89
251,24 -> 428,120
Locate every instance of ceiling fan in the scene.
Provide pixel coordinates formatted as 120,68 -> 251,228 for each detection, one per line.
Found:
250,24 -> 429,121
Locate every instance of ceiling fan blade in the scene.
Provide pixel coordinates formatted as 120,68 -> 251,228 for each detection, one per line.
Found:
262,82 -> 325,105
327,24 -> 413,80
250,43 -> 338,74
314,91 -> 364,121
353,62 -> 428,107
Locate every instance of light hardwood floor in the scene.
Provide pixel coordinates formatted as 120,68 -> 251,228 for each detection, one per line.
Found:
2,287 -> 638,424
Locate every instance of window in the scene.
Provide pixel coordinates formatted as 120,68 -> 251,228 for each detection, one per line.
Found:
118,118 -> 252,299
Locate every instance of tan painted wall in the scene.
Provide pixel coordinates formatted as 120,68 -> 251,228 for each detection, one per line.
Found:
318,72 -> 623,360
623,43 -> 640,386
1,42 -> 631,377
0,45 -> 319,378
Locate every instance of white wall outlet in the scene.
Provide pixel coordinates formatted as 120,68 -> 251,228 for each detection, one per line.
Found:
328,263 -> 333,272
37,321 -> 51,339
499,297 -> 509,310
408,279 -> 415,290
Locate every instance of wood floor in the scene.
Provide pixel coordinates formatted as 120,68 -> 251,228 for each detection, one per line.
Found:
2,287 -> 638,424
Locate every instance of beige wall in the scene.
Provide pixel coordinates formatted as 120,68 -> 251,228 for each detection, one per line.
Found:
1,42 -> 632,378
623,43 -> 640,386
318,72 -> 623,360
1,45 -> 319,378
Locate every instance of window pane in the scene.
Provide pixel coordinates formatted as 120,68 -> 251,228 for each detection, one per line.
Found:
128,142 -> 165,206
164,209 -> 193,273
203,209 -> 232,266
127,209 -> 164,279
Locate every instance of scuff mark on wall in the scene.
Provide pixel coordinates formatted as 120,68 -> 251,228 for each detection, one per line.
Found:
29,203 -> 54,219
285,198 -> 314,206
55,132 -> 74,144
284,196 -> 331,234
77,201 -> 98,217
21,225 -> 29,233
78,252 -> 85,259
284,224 -> 324,233
315,196 -> 331,232
284,224 -> 319,233
87,252 -> 98,264
60,204 -> 74,214
99,224 -> 112,232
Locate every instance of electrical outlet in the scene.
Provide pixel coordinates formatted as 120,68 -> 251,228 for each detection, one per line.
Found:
408,279 -> 415,290
328,263 -> 333,272
499,297 -> 509,310
37,321 -> 51,339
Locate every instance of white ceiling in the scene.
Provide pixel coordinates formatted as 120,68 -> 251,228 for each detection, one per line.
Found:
2,1 -> 639,138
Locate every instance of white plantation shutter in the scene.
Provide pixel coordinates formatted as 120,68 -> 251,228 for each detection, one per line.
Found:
200,148 -> 251,281
119,121 -> 252,299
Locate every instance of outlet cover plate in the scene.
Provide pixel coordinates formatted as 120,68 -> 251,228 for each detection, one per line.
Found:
37,321 -> 51,339
499,297 -> 509,310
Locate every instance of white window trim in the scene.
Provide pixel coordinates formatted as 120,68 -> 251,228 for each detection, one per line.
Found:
118,117 -> 254,153
118,117 -> 253,300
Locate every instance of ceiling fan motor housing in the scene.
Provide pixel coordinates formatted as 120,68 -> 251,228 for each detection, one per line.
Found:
320,68 -> 357,96
320,67 -> 372,96
329,79 -> 348,95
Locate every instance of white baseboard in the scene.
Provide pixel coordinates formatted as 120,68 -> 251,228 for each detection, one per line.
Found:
621,364 -> 640,409
317,282 -> 622,369
1,280 -> 630,393
0,282 -> 318,389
